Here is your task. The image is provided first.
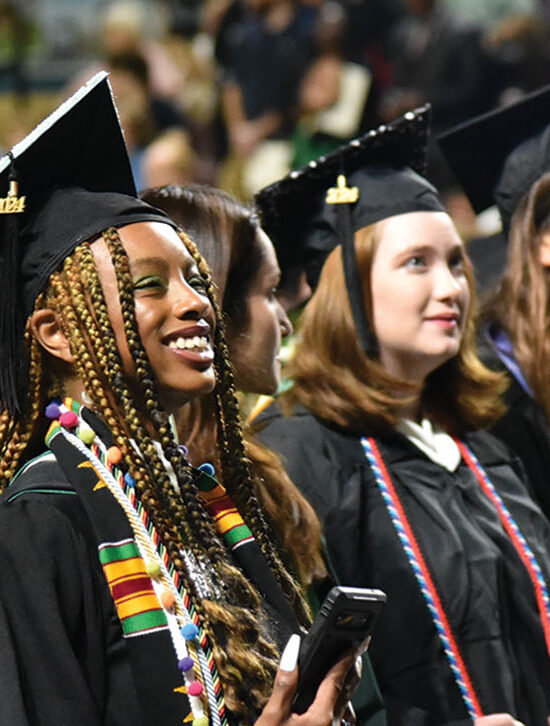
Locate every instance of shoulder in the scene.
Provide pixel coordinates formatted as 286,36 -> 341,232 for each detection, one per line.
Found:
254,401 -> 369,517
255,400 -> 362,460
0,452 -> 94,556
464,428 -> 517,465
2,451 -> 75,507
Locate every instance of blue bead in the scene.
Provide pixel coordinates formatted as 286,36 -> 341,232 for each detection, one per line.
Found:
178,656 -> 195,672
178,444 -> 188,456
124,472 -> 135,488
45,403 -> 62,420
181,623 -> 199,640
198,462 -> 215,477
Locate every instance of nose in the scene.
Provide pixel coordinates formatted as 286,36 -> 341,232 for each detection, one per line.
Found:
172,280 -> 213,320
277,300 -> 293,338
433,263 -> 463,301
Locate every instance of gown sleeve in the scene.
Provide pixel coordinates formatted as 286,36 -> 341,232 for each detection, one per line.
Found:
0,492 -> 142,726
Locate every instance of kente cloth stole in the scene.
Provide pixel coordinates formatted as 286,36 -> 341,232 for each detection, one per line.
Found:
46,399 -> 226,726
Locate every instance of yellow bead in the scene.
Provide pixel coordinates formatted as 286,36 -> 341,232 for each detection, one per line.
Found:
145,560 -> 161,579
192,716 -> 209,726
78,426 -> 95,445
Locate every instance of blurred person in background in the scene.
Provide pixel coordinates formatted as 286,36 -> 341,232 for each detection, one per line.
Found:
440,83 -> 550,522
218,0 -> 316,197
378,0 -> 493,195
291,1 -> 372,168
106,51 -> 189,189
68,0 -> 184,102
0,0 -> 37,95
141,128 -> 196,190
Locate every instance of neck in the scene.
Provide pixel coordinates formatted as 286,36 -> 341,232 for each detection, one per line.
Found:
62,377 -> 88,406
396,395 -> 422,423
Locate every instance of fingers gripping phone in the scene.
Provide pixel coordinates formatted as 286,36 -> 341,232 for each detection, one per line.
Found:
292,586 -> 386,715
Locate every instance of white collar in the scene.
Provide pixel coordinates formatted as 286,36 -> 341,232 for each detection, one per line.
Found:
396,418 -> 461,472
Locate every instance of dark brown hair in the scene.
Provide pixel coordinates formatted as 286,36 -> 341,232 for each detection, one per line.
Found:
141,184 -> 327,588
483,171 -> 550,424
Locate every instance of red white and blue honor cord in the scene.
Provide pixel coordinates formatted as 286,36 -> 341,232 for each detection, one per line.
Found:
455,439 -> 550,657
362,435 -> 550,719
361,436 -> 483,718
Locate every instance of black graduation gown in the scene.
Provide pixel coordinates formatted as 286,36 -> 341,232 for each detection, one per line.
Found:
0,419 -> 298,725
479,331 -> 550,522
0,454 -> 156,725
256,403 -> 550,726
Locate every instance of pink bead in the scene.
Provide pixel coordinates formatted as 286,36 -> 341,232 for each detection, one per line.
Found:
187,681 -> 203,697
59,411 -> 78,428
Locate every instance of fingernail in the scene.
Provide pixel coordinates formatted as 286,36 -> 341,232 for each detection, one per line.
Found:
279,633 -> 301,672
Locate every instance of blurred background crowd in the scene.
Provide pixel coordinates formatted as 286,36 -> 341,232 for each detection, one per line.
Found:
2,0 -> 550,241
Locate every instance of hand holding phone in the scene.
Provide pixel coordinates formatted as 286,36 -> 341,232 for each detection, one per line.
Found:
292,585 -> 386,715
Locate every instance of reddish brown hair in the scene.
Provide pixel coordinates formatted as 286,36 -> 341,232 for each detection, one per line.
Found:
286,221 -> 506,435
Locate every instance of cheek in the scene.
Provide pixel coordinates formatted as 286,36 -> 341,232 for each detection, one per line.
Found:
372,278 -> 415,329
133,300 -> 158,343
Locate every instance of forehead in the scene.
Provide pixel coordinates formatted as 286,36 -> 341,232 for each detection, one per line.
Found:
375,211 -> 462,257
117,221 -> 193,265
256,228 -> 279,271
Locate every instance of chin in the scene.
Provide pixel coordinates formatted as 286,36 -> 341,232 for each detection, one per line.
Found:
159,374 -> 217,413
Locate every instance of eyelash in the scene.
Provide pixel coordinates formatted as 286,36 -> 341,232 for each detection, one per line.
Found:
133,274 -> 208,293
188,275 -> 208,292
404,254 -> 465,270
133,275 -> 166,291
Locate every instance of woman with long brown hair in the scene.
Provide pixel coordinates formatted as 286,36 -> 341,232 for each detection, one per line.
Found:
255,108 -> 550,724
139,184 -> 328,594
0,74 -> 357,726
439,84 -> 550,523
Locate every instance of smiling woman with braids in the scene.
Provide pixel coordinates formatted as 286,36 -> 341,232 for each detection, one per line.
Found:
139,184 -> 328,594
0,74 -> 356,726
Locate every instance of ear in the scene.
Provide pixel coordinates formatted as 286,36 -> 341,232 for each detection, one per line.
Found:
29,309 -> 74,364
539,231 -> 550,268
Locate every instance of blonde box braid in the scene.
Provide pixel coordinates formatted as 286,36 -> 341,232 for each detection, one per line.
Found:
0,328 -> 48,482
0,227 -> 312,720
84,229 -> 301,719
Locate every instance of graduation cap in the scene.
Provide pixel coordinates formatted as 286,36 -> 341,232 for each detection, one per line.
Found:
438,83 -> 550,234
0,71 -> 176,413
255,104 -> 444,356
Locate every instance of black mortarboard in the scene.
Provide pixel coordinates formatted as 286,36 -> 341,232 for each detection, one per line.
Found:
438,83 -> 550,234
255,105 -> 443,355
0,71 -> 176,413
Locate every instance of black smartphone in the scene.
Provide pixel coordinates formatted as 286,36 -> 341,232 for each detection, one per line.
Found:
292,585 -> 386,715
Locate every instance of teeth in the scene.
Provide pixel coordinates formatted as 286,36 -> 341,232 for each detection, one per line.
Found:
168,335 -> 209,351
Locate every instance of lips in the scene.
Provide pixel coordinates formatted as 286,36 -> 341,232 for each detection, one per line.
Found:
162,323 -> 214,357
425,311 -> 460,323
